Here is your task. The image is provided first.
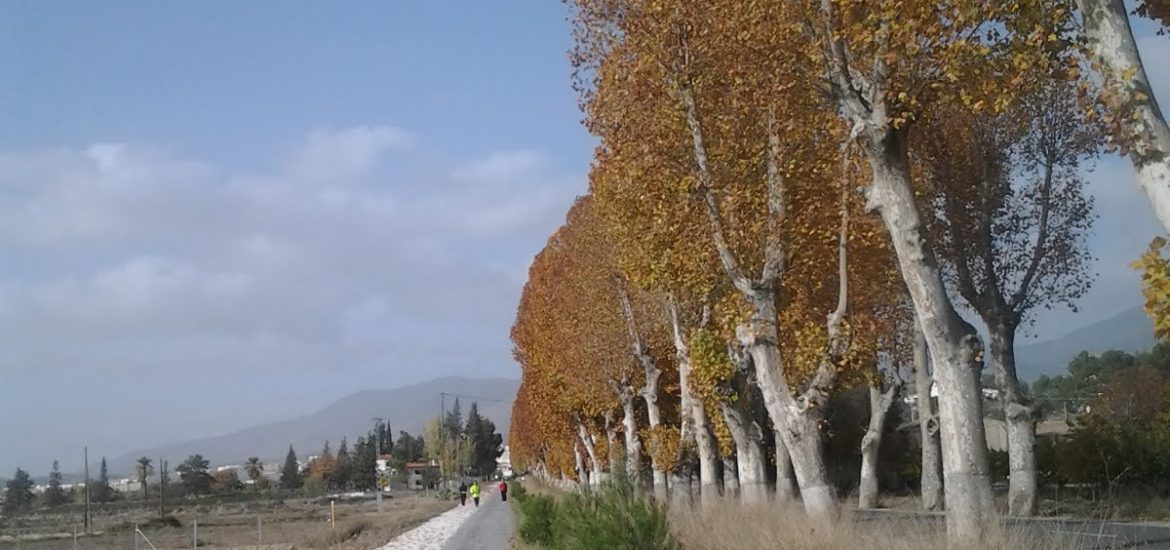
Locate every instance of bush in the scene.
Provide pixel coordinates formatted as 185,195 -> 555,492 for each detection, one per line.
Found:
515,472 -> 678,550
518,494 -> 557,545
511,481 -> 529,502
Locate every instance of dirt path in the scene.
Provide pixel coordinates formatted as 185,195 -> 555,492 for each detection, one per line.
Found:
440,487 -> 515,550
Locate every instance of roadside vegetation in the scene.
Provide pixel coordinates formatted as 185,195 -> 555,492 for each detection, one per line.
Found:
510,0 -> 1170,546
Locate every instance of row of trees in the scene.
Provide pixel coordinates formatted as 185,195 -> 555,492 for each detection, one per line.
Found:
0,422 -> 430,516
424,399 -> 505,480
510,0 -> 1170,544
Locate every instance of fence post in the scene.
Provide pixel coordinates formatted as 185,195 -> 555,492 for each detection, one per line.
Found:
134,523 -> 139,550
193,518 -> 197,550
330,500 -> 336,530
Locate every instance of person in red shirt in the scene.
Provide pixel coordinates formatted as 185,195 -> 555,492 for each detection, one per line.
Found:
498,480 -> 508,502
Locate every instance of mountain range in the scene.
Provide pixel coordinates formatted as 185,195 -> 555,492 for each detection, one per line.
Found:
97,308 -> 1154,477
107,376 -> 519,477
1015,305 -> 1155,382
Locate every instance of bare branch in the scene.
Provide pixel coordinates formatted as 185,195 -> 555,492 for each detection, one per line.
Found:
760,113 -> 788,284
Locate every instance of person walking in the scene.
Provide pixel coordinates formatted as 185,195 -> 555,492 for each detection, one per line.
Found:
498,479 -> 508,502
469,480 -> 481,507
458,480 -> 468,506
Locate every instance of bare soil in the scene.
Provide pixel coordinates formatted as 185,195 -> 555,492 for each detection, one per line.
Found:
0,494 -> 453,550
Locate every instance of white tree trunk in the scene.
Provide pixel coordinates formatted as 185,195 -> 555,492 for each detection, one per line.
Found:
605,411 -> 621,472
693,403 -> 721,508
578,422 -> 605,486
619,390 -> 643,484
859,384 -> 897,509
775,435 -> 796,503
670,310 -> 696,509
621,287 -> 668,500
914,322 -> 944,511
989,325 -> 1037,516
642,369 -> 669,501
864,131 -> 994,539
722,456 -> 740,497
1075,0 -> 1170,233
721,401 -> 769,504
738,310 -> 836,521
574,443 -> 588,487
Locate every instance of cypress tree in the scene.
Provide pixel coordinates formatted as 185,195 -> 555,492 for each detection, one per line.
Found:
43,460 -> 68,507
280,446 -> 302,490
2,468 -> 35,515
333,438 -> 351,490
91,457 -> 114,503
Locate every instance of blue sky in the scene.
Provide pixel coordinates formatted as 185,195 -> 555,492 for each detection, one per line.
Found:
0,2 -> 1166,476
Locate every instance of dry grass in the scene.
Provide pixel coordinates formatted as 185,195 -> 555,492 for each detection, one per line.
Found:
670,499 -> 1080,550
0,494 -> 451,550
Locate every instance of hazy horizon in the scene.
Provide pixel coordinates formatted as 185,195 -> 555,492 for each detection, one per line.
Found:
1,2 -> 1167,477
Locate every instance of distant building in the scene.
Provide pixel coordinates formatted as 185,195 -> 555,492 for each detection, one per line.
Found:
497,446 -> 513,478
983,417 -> 1072,452
112,478 -> 141,494
404,460 -> 440,490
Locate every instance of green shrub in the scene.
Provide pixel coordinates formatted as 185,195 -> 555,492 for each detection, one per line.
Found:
552,472 -> 677,550
511,481 -> 528,502
515,472 -> 678,549
518,494 -> 557,545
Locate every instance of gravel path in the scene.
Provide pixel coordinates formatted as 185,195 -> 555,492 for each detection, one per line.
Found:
374,487 -> 514,550
441,487 -> 516,550
373,500 -> 473,550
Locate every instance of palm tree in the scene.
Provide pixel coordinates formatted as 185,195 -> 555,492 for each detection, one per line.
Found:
135,456 -> 153,500
245,457 -> 263,491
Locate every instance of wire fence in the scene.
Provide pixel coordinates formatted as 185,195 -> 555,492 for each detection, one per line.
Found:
0,491 -> 453,550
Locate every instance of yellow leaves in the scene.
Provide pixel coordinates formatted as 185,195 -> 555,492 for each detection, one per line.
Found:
689,328 -> 736,402
645,425 -> 682,472
1133,236 -> 1170,341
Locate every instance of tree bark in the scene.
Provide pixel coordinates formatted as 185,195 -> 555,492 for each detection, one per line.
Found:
578,422 -> 605,486
722,456 -> 739,497
678,80 -> 837,522
721,400 -> 769,504
604,410 -> 621,476
574,442 -> 588,487
666,298 -> 721,508
642,370 -> 669,501
914,322 -> 944,511
859,384 -> 897,509
989,324 -> 1038,516
737,312 -> 836,520
619,388 -> 643,484
669,306 -> 696,508
863,128 -> 994,538
619,287 -> 668,500
1075,0 -> 1170,233
774,434 -> 795,503
693,404 -> 721,507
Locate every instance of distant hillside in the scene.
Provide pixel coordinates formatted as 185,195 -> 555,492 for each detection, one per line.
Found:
109,376 -> 518,477
1016,306 -> 1155,382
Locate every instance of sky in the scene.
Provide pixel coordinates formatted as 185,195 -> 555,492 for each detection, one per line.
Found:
0,2 -> 1167,476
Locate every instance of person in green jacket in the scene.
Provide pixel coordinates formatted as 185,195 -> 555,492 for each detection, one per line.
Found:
469,480 -> 481,507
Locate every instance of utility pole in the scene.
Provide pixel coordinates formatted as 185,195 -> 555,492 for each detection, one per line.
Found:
159,457 -> 167,519
373,417 -> 384,512
439,393 -> 446,489
83,447 -> 90,533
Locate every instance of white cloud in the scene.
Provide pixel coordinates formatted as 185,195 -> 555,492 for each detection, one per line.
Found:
0,128 -> 581,381
451,149 -> 547,184
286,125 -> 415,183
